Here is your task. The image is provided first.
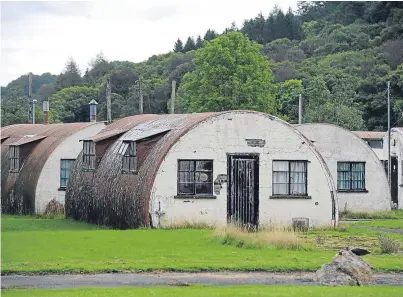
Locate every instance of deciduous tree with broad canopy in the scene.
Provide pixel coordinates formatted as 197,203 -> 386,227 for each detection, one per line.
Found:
177,32 -> 277,114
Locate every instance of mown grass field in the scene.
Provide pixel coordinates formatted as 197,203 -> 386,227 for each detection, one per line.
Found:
2,215 -> 403,275
3,285 -> 403,297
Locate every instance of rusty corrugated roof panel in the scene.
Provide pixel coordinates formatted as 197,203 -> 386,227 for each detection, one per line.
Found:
352,131 -> 386,139
1,122 -> 101,214
6,135 -> 47,146
83,129 -> 126,143
68,110 -> 337,230
120,114 -> 193,142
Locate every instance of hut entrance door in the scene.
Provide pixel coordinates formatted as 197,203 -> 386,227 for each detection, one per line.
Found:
227,154 -> 259,228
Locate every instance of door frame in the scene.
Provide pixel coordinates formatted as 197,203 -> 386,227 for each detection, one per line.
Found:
226,153 -> 260,227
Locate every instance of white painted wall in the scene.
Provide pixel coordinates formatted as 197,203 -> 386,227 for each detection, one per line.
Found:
296,124 -> 391,213
150,112 -> 336,228
35,123 -> 105,213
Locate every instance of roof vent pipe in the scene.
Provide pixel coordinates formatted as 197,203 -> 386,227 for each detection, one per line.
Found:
89,99 -> 98,122
43,101 -> 49,124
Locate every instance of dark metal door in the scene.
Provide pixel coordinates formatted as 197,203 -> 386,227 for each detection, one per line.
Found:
227,154 -> 259,228
391,157 -> 398,206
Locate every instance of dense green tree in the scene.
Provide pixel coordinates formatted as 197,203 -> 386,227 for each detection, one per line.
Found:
183,37 -> 196,52
173,38 -> 184,52
195,36 -> 203,49
49,86 -> 99,123
1,88 -> 28,126
203,29 -> 218,41
177,32 -> 277,113
276,79 -> 304,122
56,57 -> 83,90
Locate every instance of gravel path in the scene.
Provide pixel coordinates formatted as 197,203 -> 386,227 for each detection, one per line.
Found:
2,272 -> 403,289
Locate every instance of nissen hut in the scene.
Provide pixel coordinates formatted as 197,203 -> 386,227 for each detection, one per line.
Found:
1,122 -> 105,214
66,111 -> 339,229
296,123 -> 391,213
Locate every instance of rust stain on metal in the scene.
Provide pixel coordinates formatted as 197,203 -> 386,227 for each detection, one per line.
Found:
66,110 -> 337,229
1,123 -> 100,214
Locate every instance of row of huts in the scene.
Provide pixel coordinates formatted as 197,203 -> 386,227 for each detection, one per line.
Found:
1,110 -> 396,229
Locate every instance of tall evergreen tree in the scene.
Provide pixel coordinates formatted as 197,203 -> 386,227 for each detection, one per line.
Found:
174,38 -> 184,52
195,35 -> 203,49
183,37 -> 196,52
204,29 -> 218,41
57,57 -> 82,90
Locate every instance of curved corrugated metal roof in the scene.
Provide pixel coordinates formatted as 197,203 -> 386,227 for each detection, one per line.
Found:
352,131 -> 386,140
1,123 -> 100,214
66,111 -> 336,229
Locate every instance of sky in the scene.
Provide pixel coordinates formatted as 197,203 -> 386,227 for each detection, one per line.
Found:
0,0 -> 298,87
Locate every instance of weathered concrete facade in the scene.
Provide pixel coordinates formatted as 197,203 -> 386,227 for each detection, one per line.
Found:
296,124 -> 391,213
67,111 -> 338,229
35,124 -> 105,213
151,112 -> 338,228
1,123 -> 104,214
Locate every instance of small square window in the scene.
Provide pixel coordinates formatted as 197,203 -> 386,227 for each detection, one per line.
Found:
177,160 -> 213,196
272,160 -> 308,196
337,162 -> 365,191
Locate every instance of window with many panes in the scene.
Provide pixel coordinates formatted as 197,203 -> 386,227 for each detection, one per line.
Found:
337,162 -> 365,191
122,141 -> 136,173
9,145 -> 20,172
60,159 -> 75,189
82,140 -> 95,170
177,160 -> 213,196
272,160 -> 308,196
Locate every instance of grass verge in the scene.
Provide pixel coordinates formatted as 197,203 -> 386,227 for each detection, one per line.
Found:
2,215 -> 403,275
340,210 -> 403,220
3,286 -> 403,297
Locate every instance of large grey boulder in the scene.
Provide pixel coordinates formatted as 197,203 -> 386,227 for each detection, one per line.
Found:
315,247 -> 373,286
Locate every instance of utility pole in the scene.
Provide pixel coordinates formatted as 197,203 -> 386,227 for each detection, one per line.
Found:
171,80 -> 176,114
139,77 -> 143,114
32,99 -> 37,124
134,77 -> 143,114
28,72 -> 33,123
298,94 -> 302,124
106,76 -> 112,123
387,81 -> 391,191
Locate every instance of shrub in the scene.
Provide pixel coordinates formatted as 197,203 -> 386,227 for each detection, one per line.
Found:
378,233 -> 401,254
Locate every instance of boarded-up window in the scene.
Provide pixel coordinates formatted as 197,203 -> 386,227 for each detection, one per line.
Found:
122,141 -> 136,173
272,160 -> 308,195
177,160 -> 213,196
9,145 -> 20,172
82,140 -> 95,170
60,159 -> 75,188
337,162 -> 365,191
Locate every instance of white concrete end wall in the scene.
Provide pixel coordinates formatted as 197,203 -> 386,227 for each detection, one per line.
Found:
150,112 -> 336,228
296,124 -> 391,213
35,123 -> 105,213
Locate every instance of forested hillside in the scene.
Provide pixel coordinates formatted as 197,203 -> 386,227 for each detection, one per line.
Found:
1,1 -> 403,131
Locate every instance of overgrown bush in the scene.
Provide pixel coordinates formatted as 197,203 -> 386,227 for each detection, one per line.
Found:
378,233 -> 401,254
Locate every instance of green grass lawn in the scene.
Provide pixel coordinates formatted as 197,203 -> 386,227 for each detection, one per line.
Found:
3,286 -> 403,297
2,215 -> 403,275
340,210 -> 403,220
353,219 -> 403,230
